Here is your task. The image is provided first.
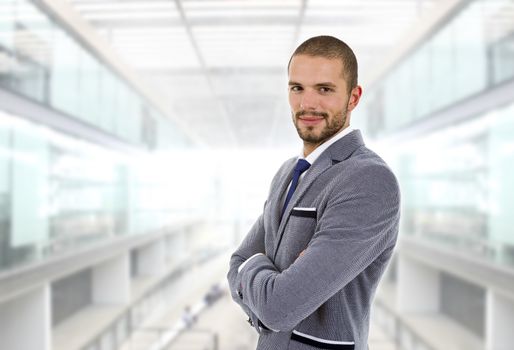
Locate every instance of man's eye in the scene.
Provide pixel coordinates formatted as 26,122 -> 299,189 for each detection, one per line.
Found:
290,86 -> 302,92
319,87 -> 333,93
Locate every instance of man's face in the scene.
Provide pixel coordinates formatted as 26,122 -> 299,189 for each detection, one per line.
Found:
288,54 -> 355,146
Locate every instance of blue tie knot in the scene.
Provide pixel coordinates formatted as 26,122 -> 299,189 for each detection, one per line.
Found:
294,159 -> 311,174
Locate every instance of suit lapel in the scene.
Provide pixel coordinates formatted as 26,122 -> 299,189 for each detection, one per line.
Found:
272,155 -> 332,259
271,130 -> 365,260
269,159 -> 296,236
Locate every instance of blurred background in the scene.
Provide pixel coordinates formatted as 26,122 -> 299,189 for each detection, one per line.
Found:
1,0 -> 514,349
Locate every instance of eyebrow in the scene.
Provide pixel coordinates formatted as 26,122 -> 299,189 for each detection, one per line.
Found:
288,81 -> 337,88
315,82 -> 337,88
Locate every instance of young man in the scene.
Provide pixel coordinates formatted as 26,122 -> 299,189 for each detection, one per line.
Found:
227,36 -> 400,350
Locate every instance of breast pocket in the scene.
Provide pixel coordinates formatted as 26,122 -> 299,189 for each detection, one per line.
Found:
280,207 -> 318,260
291,207 -> 317,219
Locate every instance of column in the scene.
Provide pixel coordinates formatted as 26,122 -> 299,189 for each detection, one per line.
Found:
92,253 -> 130,304
397,254 -> 441,312
0,285 -> 51,350
136,239 -> 165,276
486,290 -> 514,350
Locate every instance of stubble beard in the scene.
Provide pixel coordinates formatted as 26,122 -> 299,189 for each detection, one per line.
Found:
293,110 -> 347,145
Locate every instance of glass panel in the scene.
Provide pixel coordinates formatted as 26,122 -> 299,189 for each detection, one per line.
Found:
490,33 -> 514,84
393,99 -> 514,268
382,70 -> 398,132
50,30 -> 80,115
48,136 -> 121,254
487,102 -> 514,259
0,111 -> 134,272
114,82 -> 131,139
453,1 -> 487,99
78,51 -> 100,124
0,0 -> 188,148
0,0 -> 192,275
0,114 -> 11,269
411,44 -> 431,120
362,0 -> 508,136
396,59 -> 414,126
10,119 -> 49,257
430,23 -> 455,112
97,64 -> 117,133
0,0 -> 16,87
0,0 -> 16,50
11,0 -> 52,102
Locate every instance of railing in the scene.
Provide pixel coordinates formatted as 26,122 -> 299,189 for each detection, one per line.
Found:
373,301 -> 436,350
143,328 -> 219,350
80,248 -> 224,350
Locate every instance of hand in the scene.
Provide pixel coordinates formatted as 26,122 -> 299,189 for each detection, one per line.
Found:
295,250 -> 306,262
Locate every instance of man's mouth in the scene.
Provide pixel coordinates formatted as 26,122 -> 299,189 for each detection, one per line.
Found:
298,116 -> 324,126
295,110 -> 327,127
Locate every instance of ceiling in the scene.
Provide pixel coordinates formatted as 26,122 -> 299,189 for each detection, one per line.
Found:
67,0 -> 440,149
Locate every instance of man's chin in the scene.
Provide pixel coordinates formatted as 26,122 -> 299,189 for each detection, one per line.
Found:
298,131 -> 323,144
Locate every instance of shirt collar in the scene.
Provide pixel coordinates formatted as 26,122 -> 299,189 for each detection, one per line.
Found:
301,127 -> 354,165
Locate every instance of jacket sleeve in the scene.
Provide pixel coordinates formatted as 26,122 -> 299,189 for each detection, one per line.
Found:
235,164 -> 401,332
226,210 -> 266,320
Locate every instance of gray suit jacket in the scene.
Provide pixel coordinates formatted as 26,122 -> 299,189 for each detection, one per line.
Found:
227,130 -> 400,350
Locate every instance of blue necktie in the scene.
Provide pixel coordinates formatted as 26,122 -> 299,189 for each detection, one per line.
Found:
281,159 -> 311,219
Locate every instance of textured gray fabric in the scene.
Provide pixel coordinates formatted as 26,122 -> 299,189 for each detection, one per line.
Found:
227,130 -> 401,350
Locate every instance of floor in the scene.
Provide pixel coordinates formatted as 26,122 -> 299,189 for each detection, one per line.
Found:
119,251 -> 399,350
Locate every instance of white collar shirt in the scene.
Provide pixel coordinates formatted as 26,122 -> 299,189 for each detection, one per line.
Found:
281,127 -> 355,207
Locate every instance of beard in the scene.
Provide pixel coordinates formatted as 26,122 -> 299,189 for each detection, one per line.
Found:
293,109 -> 347,144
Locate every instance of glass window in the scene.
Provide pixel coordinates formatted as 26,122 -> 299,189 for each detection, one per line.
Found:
97,64 -> 117,133
382,71 -> 398,132
124,91 -> 140,143
0,115 -> 11,269
0,1 -> 16,51
391,99 -> 514,268
453,1 -> 487,100
11,0 -> 53,102
50,30 -> 80,115
0,1 -> 16,87
396,59 -> 414,126
430,23 -> 455,112
115,83 -> 143,144
491,33 -> 514,85
11,121 -> 49,256
77,51 -> 101,124
487,103 -> 514,253
411,44 -> 431,120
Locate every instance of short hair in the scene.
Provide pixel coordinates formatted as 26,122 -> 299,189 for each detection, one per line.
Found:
288,35 -> 358,90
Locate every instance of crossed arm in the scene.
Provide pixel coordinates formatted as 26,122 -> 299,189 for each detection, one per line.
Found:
227,164 -> 400,332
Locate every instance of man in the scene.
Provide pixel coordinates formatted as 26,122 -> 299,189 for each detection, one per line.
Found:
227,36 -> 400,350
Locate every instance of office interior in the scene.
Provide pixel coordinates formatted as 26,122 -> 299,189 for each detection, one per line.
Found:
1,0 -> 514,349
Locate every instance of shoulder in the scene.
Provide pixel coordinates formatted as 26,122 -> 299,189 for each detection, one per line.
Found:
332,146 -> 400,198
267,156 -> 296,190
272,157 -> 296,179
278,156 -> 297,172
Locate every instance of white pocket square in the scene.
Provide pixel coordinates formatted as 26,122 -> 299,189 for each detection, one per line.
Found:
292,207 -> 316,211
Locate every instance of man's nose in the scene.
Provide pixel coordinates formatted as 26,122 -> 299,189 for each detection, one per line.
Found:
300,91 -> 319,110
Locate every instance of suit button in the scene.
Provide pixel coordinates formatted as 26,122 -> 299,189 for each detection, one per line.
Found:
247,317 -> 253,326
237,290 -> 243,299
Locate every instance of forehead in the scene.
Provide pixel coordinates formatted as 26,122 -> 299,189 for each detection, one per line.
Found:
288,55 -> 345,85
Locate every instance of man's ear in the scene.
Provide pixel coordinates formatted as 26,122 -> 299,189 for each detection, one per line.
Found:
347,85 -> 362,112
